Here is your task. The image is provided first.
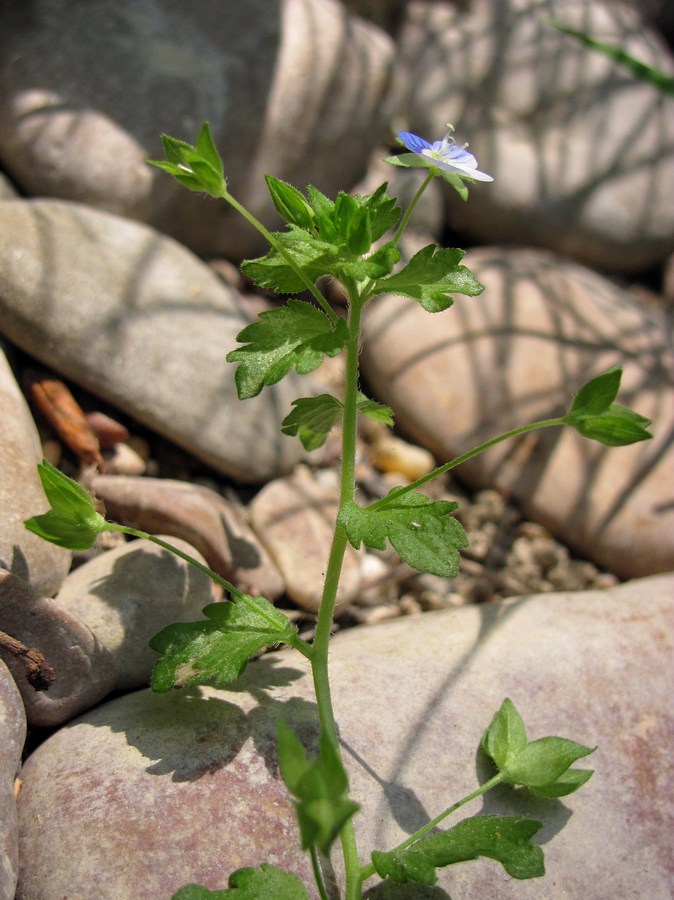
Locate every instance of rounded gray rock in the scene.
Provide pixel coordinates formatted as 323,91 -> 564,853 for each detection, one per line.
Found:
0,0 -> 398,260
0,658 -> 25,900
16,574 -> 674,897
399,0 -> 674,273
361,246 -> 674,579
0,343 -> 71,597
0,199 -> 308,483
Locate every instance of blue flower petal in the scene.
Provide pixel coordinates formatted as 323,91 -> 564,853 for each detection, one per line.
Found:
397,131 -> 432,153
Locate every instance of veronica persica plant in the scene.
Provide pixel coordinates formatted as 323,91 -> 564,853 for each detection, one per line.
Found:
25,122 -> 652,899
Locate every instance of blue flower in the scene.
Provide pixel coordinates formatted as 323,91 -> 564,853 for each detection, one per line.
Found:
395,128 -> 493,182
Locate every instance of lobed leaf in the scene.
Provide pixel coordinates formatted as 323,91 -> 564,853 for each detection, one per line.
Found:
172,864 -> 308,899
226,299 -> 349,399
281,394 -> 344,450
241,229 -> 341,294
373,244 -> 483,312
149,595 -> 296,692
371,815 -> 545,886
339,490 -> 468,578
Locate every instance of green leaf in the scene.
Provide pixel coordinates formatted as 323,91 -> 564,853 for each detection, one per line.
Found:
226,299 -> 349,399
373,244 -> 483,312
24,459 -> 111,550
277,720 -> 359,855
551,21 -> 674,97
339,490 -> 468,578
172,864 -> 308,899
281,394 -> 344,450
148,123 -> 226,196
149,594 -> 296,692
568,367 -> 621,417
371,815 -> 545,885
482,699 -> 595,795
356,394 -> 394,427
265,175 -> 315,230
562,367 -> 653,447
241,229 -> 340,294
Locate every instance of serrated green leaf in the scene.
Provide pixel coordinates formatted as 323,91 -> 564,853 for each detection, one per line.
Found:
373,245 -> 483,312
481,698 -> 528,773
226,299 -> 349,399
240,229 -> 340,294
356,394 -> 394,427
265,175 -> 315,230
149,595 -> 295,692
339,491 -> 468,578
281,394 -> 344,450
278,720 -> 359,854
359,182 -> 401,241
24,459 -> 110,550
371,815 -> 545,885
172,864 -> 308,899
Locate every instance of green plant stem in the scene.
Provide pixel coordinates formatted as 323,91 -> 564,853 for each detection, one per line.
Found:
309,845 -> 330,900
391,172 -> 434,247
368,417 -> 566,512
220,187 -> 339,324
107,526 -> 314,661
310,294 -> 366,900
358,772 -> 505,885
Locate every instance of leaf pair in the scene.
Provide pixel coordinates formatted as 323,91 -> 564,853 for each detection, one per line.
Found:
148,123 -> 225,197
277,719 -> 360,855
562,366 -> 652,447
482,698 -> 595,798
281,393 -> 393,451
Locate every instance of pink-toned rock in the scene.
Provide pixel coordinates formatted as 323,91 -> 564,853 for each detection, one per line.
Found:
0,658 -> 24,900
92,475 -> 285,600
16,574 -> 674,898
0,345 -> 71,596
55,536 -> 218,692
250,468 -> 362,613
361,246 -> 674,579
0,569 -> 116,728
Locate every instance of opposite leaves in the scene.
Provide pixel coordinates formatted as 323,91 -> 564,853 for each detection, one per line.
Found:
339,490 -> 468,578
562,366 -> 652,447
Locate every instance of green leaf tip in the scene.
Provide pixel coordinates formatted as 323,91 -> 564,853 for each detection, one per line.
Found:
24,459 -> 111,550
481,698 -> 595,797
563,366 -> 652,447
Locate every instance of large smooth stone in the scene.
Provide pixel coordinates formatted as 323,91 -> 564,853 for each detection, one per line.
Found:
91,475 -> 286,600
0,0 -> 397,259
399,0 -> 674,273
0,659 -> 25,900
0,343 -> 71,597
17,574 -> 674,898
0,199 -> 308,483
361,246 -> 674,579
55,536 -> 218,692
